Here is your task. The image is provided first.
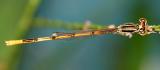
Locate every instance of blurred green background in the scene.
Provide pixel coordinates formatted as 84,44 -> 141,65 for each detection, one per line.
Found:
0,0 -> 160,70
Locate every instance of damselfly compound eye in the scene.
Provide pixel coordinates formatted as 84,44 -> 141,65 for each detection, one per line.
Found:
139,18 -> 147,23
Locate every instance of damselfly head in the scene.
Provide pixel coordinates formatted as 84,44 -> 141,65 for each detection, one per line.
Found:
138,18 -> 153,36
138,18 -> 156,36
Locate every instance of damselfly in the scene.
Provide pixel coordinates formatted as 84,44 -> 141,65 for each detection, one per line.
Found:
5,18 -> 155,46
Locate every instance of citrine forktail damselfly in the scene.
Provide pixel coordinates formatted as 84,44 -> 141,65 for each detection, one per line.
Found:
5,18 -> 156,46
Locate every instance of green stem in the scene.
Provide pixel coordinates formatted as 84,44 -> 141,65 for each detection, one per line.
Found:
152,25 -> 160,32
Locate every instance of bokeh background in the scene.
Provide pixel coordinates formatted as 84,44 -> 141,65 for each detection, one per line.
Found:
0,0 -> 160,70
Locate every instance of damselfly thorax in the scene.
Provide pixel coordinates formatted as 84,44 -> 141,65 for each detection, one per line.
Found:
116,23 -> 139,38
118,23 -> 138,32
